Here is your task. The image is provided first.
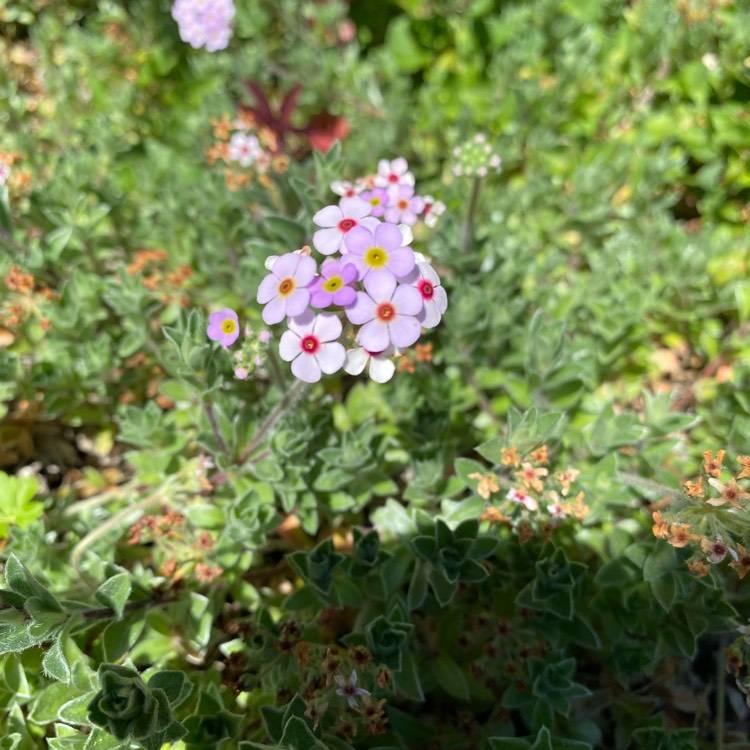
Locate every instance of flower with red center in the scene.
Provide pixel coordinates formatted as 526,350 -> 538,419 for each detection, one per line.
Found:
359,188 -> 389,217
421,195 -> 446,228
227,132 -> 261,166
700,534 -> 737,564
256,252 -> 316,324
384,184 -> 425,226
375,157 -> 414,190
309,259 -> 358,308
312,197 -> 377,255
345,272 -> 422,352
401,261 -> 447,328
207,307 -> 240,347
344,222 -> 415,284
344,344 -> 397,383
278,310 -> 345,382
729,544 -> 750,579
706,477 -> 750,509
507,488 -> 538,511
515,462 -> 548,493
330,180 -> 359,198
334,670 -> 371,709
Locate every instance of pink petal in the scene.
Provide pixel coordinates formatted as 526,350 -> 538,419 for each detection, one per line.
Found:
418,262 -> 440,285
312,204 -> 343,228
369,356 -> 396,383
357,319 -> 389,351
392,284 -> 423,316
360,216 -> 381,231
340,263 -> 358,283
262,296 -> 286,325
340,197 -> 371,219
374,222 -> 405,251
313,312 -> 343,342
383,207 -> 400,224
387,247 -> 415,277
288,309 -> 315,336
285,288 -> 311,318
257,274 -> 280,304
363,271 -> 396,301
343,225 -> 374,255
295,256 -> 317,286
219,330 -> 239,347
344,348 -> 368,375
316,342 -> 346,374
392,157 -> 408,176
207,322 -> 223,340
400,211 -> 417,226
345,291 -> 377,325
332,287 -> 356,306
273,253 -> 302,279
433,286 -> 448,313
279,330 -> 302,361
388,316 -> 421,348
313,227 -> 344,255
419,299 -> 441,328
292,353 -> 322,382
310,289 -> 332,308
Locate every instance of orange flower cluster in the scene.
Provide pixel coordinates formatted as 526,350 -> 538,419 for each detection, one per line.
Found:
652,449 -> 750,580
125,249 -> 192,307
0,264 -> 56,338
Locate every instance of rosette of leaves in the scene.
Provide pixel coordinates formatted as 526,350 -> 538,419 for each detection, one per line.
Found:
87,664 -> 191,750
182,683 -> 243,748
409,519 -> 497,607
347,528 -> 390,577
287,538 -> 345,597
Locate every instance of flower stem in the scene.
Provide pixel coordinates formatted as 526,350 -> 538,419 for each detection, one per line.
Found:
615,471 -> 684,502
461,177 -> 483,255
266,346 -> 289,394
236,378 -> 310,465
204,400 -> 231,455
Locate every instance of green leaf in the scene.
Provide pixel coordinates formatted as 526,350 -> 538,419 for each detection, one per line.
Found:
430,653 -> 470,701
43,638 -> 71,683
5,554 -> 60,611
147,671 -> 193,707
279,716 -> 327,750
94,573 -> 131,620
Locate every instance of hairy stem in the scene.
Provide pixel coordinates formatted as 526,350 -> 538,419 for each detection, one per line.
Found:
204,400 -> 231,455
461,177 -> 483,255
615,471 -> 684,502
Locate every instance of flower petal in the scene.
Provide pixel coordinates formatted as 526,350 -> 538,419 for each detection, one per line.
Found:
312,204 -> 343,228
364,271 -> 396,301
285,288 -> 311,318
341,197 -> 371,219
344,348 -> 368,375
288,309 -> 315,335
316,342 -> 346,374
262,296 -> 286,325
345,291 -> 377,325
419,299 -> 442,328
272,252 -> 301,279
257,274 -> 280,304
291,352 -> 322,382
389,315 -> 421,348
340,263 -> 359,283
418,262 -> 440,285
387,247 -> 416,278
279,330 -> 301,361
393,284 -> 423,316
369,355 -> 396,383
343,225 -> 374,255
295,255 -> 317,286
357,319 -> 389,351
313,227 -> 343,255
332,286 -> 356,306
313,312 -> 343,342
374,222 -> 404,251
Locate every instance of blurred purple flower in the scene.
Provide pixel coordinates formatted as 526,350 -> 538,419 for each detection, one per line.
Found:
207,307 -> 240,347
171,0 -> 235,52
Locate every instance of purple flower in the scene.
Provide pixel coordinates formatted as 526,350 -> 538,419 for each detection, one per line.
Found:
334,670 -> 371,709
401,261 -> 448,329
360,187 -> 389,217
384,185 -> 425,226
278,310 -> 345,383
312,197 -> 377,256
171,0 -> 235,52
346,273 -> 422,352
207,307 -> 240,347
309,259 -> 358,308
344,222 -> 415,284
256,252 -> 316,325
375,157 -> 414,190
344,344 -> 397,383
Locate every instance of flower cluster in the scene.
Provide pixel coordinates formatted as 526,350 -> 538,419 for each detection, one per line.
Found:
471,444 -> 589,543
207,158 -> 447,384
205,112 -> 287,190
0,162 -> 10,187
330,157 -> 445,228
451,133 -> 502,178
171,0 -> 235,52
651,450 -> 750,580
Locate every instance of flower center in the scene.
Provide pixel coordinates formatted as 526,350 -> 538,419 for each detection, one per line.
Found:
323,276 -> 343,293
221,319 -> 236,334
338,218 -> 356,232
300,334 -> 320,354
418,279 -> 434,299
278,277 -> 295,296
388,173 -> 399,184
365,247 -> 387,268
370,197 -> 381,207
376,302 -> 395,322
397,199 -> 409,210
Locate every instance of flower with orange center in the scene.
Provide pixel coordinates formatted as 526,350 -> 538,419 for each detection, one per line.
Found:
667,523 -> 701,548
501,446 -> 521,467
729,544 -> 750,579
652,510 -> 669,539
257,252 -> 316,325
703,450 -> 726,478
468,472 -> 499,500
531,445 -> 549,464
556,468 -> 580,497
687,559 -> 710,578
516,462 -> 548,493
684,476 -> 704,497
706,478 -> 750,509
700,534 -> 736,564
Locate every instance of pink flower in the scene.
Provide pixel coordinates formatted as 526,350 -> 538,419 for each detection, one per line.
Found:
384,185 -> 425,226
344,222 -> 415,284
309,259 -> 358,308
375,157 -> 414,190
234,366 -> 249,380
312,197 -> 377,255
256,252 -> 316,325
346,273 -> 422,352
402,262 -> 447,329
507,488 -> 538,511
171,0 -> 235,52
228,132 -> 260,166
360,188 -> 389,217
421,195 -> 446,228
334,670 -> 371,709
279,311 -> 346,383
344,344 -> 397,383
330,180 -> 359,198
0,164 -> 10,187
207,307 -> 240,347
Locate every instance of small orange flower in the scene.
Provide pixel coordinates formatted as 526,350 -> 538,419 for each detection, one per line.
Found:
729,543 -> 750,579
684,476 -> 704,497
516,462 -> 548,493
737,455 -> 750,480
480,506 -> 511,524
652,510 -> 669,539
703,450 -> 726,478
700,534 -> 733,563
556,468 -> 580,497
468,472 -> 499,500
530,445 -> 549,464
667,523 -> 701,548
415,342 -> 433,362
687,559 -> 710,578
501,446 -> 521,467
706,478 -> 750,509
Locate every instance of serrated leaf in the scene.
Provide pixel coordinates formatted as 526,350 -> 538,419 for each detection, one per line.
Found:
43,638 -> 71,683
94,573 -> 131,620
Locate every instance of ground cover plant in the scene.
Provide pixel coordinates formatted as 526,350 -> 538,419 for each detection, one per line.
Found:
2,0 -> 750,747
